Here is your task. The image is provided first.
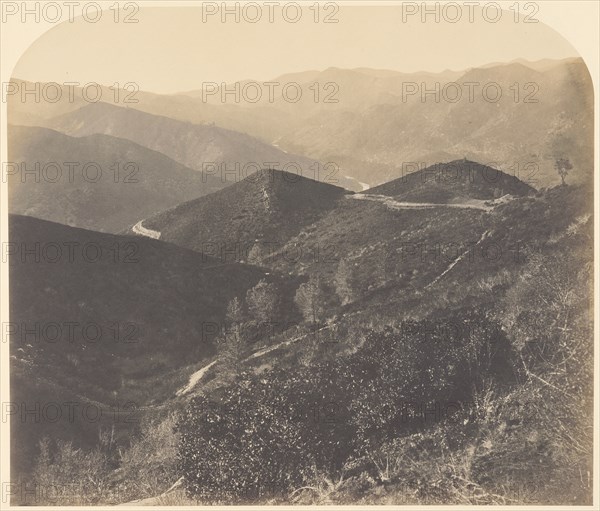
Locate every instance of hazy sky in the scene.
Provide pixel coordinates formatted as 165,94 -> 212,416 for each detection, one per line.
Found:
12,4 -> 580,94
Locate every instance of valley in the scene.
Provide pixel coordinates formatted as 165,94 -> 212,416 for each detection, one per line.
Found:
4,55 -> 594,506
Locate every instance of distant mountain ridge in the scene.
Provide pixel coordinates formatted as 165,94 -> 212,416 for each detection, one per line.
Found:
45,102 -> 332,182
136,58 -> 592,188
9,58 -> 592,189
7,125 -> 226,233
271,58 -> 592,188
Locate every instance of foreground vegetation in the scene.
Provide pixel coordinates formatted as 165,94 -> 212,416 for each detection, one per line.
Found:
25,185 -> 593,505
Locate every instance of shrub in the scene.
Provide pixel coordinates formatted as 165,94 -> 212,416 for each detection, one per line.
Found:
117,413 -> 180,502
176,310 -> 514,503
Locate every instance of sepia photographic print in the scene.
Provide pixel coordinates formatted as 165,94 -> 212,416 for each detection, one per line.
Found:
0,1 -> 598,508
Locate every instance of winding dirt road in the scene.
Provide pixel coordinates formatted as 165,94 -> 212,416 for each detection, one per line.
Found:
132,220 -> 161,240
349,193 -> 494,211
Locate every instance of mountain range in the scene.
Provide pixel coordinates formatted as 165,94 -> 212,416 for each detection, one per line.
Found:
5,56 -> 595,506
8,58 -> 593,191
8,126 -> 225,232
45,103 -> 332,185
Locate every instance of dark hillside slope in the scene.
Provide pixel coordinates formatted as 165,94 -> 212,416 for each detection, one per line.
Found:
9,214 -> 272,479
144,169 -> 349,257
9,214 -> 269,401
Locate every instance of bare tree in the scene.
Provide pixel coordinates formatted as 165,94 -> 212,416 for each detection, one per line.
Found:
554,157 -> 573,186
294,274 -> 327,326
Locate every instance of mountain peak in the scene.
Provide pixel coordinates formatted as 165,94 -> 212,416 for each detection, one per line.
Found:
143,166 -> 348,257
367,160 -> 535,203
238,167 -> 342,189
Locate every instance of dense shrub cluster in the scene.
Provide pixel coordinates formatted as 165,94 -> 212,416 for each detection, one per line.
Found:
29,413 -> 180,506
176,311 -> 514,503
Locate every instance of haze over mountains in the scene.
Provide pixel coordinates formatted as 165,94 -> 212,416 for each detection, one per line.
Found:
263,59 -> 592,188
7,126 -> 225,232
46,103 -> 325,182
8,57 -> 592,196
